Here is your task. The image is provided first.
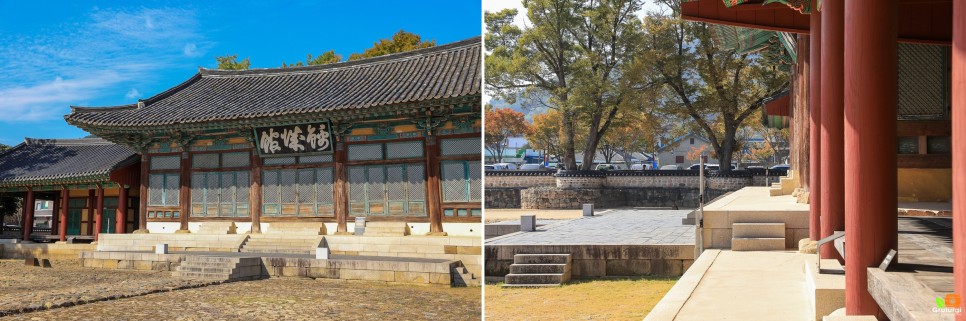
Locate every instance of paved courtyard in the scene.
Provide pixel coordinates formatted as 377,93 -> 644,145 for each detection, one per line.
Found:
487,209 -> 695,245
0,260 -> 481,320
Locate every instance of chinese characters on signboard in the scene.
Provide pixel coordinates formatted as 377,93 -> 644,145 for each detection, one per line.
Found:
255,122 -> 333,155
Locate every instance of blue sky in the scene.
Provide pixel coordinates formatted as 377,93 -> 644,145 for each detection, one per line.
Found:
0,1 -> 481,146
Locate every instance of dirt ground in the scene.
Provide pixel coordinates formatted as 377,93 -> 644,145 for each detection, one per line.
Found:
484,278 -> 677,321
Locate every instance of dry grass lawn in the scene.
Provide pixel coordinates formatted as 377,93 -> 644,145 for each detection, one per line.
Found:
484,209 -> 584,223
485,278 -> 677,321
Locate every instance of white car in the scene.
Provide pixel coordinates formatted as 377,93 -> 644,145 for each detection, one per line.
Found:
490,163 -> 517,170
659,165 -> 683,170
629,163 -> 651,170
519,164 -> 546,170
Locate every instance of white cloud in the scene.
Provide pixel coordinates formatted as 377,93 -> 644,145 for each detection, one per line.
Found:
125,88 -> 141,99
183,43 -> 200,57
0,72 -> 124,122
0,6 -> 206,122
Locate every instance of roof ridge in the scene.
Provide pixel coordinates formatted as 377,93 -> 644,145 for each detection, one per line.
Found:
23,137 -> 114,146
199,36 -> 481,78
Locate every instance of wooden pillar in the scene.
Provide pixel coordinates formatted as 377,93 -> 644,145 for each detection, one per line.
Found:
809,7 -> 823,241
425,135 -> 445,235
179,152 -> 190,232
116,186 -> 128,234
334,139 -> 350,234
93,184 -> 104,241
22,189 -> 34,241
250,151 -> 263,234
51,194 -> 60,236
952,1 -> 966,320
137,156 -> 148,232
844,0 -> 897,316
86,189 -> 95,236
820,0 -> 845,261
58,187 -> 67,241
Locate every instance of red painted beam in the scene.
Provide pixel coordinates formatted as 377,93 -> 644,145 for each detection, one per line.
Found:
952,1 -> 966,321
93,185 -> 104,241
22,190 -> 34,241
820,0 -> 845,261
116,186 -> 127,234
809,6 -> 822,241
681,0 -> 952,44
58,188 -> 67,242
844,0 -> 898,317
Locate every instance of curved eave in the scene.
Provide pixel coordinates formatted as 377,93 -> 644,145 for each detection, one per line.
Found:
0,172 -> 112,189
66,94 -> 481,133
681,0 -> 953,45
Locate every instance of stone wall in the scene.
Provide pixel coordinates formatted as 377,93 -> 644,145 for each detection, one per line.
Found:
485,188 -> 522,209
515,187 -> 732,209
484,175 -> 556,188
324,235 -> 482,277
485,244 -> 694,278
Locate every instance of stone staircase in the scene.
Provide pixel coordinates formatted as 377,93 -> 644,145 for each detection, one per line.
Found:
731,223 -> 786,251
503,254 -> 572,287
770,170 -> 798,196
239,235 -> 323,255
363,222 -> 410,236
172,256 -> 262,281
451,262 -> 481,287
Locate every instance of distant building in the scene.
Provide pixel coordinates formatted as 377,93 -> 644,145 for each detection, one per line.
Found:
656,133 -> 719,168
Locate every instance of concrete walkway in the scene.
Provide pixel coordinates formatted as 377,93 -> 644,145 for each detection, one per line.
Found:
646,250 -> 811,321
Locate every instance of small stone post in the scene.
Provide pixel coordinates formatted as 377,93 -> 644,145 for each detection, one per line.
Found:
582,204 -> 595,217
520,215 -> 536,232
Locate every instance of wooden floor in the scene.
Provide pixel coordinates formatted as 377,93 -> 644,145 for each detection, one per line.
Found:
895,216 -> 953,295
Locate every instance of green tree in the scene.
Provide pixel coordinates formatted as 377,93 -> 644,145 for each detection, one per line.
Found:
0,143 -> 9,153
215,54 -> 251,70
0,196 -> 21,233
485,0 -> 646,170
634,1 -> 789,173
282,50 -> 343,67
348,30 -> 435,61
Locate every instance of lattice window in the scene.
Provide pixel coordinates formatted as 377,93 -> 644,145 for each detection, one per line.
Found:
407,164 -> 426,215
163,175 -> 180,206
190,171 -> 249,217
441,161 -> 468,202
299,155 -> 333,163
264,157 -> 297,165
222,152 -> 250,168
348,144 -> 382,161
347,164 -> 425,217
897,43 -> 950,120
148,174 -> 164,206
192,154 -> 219,169
386,141 -> 423,159
150,156 -> 180,170
190,173 -> 206,216
348,166 -> 367,215
367,167 -> 386,215
262,168 -> 334,217
469,160 -> 482,202
440,138 -> 481,156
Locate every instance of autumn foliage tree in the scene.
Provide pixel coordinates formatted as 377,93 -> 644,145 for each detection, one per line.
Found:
485,107 -> 531,163
215,54 -> 251,70
526,110 -> 563,160
349,30 -> 435,61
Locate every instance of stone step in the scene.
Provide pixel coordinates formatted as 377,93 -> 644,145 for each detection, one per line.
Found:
240,248 -> 313,255
244,240 -> 319,246
177,266 -> 234,274
363,222 -> 409,236
509,264 -> 570,274
172,271 -> 231,280
731,237 -> 786,251
183,256 -> 242,264
178,261 -> 236,269
501,283 -> 563,288
241,244 -> 314,250
505,273 -> 569,285
732,223 -> 785,238
513,254 -> 572,265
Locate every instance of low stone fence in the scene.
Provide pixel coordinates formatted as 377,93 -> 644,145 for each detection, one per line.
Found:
0,243 -> 97,259
485,169 -> 784,209
324,235 -> 482,277
485,244 -> 694,278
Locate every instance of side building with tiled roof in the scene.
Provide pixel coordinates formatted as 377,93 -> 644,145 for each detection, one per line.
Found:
64,37 -> 482,236
0,137 -> 141,241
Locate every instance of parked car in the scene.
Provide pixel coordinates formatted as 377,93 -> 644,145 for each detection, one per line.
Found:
769,164 -> 790,170
629,163 -> 652,170
483,165 -> 496,171
595,163 -> 626,171
519,163 -> 546,170
659,165 -> 682,170
490,163 -> 517,170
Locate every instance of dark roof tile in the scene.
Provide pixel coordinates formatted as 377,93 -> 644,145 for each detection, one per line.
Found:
0,138 -> 138,185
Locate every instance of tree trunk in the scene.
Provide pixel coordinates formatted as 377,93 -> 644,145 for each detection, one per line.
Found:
561,111 -> 578,170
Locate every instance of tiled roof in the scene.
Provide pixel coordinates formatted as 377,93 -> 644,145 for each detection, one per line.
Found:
65,37 -> 481,129
0,138 -> 138,186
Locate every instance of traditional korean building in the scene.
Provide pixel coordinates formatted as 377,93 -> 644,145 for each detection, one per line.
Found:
63,37 -> 482,236
0,137 -> 140,242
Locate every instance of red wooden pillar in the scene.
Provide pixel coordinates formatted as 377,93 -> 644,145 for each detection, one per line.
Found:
809,6 -> 823,240
51,195 -> 60,236
844,0 -> 898,317
952,1 -> 966,321
425,135 -> 445,235
58,187 -> 67,241
820,0 -> 845,260
93,185 -> 104,241
116,186 -> 128,234
179,152 -> 190,232
334,139 -> 350,234
137,156 -> 148,232
87,189 -> 95,235
21,189 -> 34,241
249,151 -> 263,234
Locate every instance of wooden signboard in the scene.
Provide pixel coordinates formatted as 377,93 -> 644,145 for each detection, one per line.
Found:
254,122 -> 334,156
